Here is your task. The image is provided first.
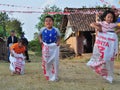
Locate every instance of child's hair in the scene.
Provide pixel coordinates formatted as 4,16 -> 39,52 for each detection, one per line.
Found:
44,15 -> 54,22
18,39 -> 25,45
100,10 -> 116,23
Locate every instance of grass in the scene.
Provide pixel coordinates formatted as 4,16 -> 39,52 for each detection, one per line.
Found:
0,53 -> 120,90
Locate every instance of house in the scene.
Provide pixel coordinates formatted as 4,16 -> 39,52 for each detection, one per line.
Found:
60,8 -> 110,56
0,37 -> 7,60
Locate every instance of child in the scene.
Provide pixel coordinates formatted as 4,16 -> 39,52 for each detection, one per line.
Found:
9,39 -> 26,75
38,15 -> 61,81
87,10 -> 120,83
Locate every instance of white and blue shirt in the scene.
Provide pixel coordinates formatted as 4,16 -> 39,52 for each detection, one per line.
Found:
39,27 -> 61,44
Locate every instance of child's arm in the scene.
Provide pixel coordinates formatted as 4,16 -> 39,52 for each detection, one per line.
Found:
10,49 -> 14,57
90,22 -> 102,32
38,28 -> 45,44
115,30 -> 120,34
115,25 -> 120,34
38,34 -> 43,44
10,44 -> 15,57
56,36 -> 60,46
55,28 -> 61,46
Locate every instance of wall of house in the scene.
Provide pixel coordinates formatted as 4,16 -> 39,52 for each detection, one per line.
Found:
65,21 -> 84,56
64,21 -> 73,40
66,36 -> 78,55
67,20 -> 70,26
66,34 -> 83,56
65,20 -> 79,55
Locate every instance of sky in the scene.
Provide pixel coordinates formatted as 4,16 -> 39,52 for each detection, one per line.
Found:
0,0 -> 120,41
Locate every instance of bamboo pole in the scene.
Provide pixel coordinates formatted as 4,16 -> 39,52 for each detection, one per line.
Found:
117,41 -> 119,60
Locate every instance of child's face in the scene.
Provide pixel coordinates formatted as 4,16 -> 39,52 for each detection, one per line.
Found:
104,13 -> 113,23
44,18 -> 53,29
18,42 -> 23,47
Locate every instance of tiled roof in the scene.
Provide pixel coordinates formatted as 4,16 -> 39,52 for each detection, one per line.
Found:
61,8 -> 111,32
67,13 -> 96,31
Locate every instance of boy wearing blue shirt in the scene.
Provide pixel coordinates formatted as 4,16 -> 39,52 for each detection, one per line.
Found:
39,16 -> 61,81
39,16 -> 60,45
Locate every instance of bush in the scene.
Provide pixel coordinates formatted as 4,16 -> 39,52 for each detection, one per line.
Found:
28,39 -> 42,56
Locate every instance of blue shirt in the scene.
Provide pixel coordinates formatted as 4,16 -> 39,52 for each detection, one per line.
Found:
39,27 -> 61,44
117,17 -> 120,23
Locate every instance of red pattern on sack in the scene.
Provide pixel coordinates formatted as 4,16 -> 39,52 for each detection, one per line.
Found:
14,57 -> 24,74
52,64 -> 55,74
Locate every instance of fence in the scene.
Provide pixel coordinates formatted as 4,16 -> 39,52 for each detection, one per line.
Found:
0,38 -> 7,61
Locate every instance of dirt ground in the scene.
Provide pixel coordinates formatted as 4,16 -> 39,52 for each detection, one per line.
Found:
0,54 -> 120,90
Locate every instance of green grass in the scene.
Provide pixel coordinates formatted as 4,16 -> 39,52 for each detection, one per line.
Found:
0,53 -> 120,90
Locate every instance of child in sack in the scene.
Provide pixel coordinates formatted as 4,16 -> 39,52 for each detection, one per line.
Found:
9,39 -> 26,75
38,15 -> 61,81
87,10 -> 120,83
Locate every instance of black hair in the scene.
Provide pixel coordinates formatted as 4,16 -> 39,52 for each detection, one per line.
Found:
18,39 -> 25,46
11,30 -> 15,33
100,10 -> 116,23
44,15 -> 54,22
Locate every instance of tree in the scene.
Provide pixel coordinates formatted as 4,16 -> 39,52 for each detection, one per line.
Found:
82,6 -> 87,8
0,12 -> 9,37
36,5 -> 63,31
34,32 -> 39,40
6,19 -> 24,37
0,13 -> 24,38
95,4 -> 111,8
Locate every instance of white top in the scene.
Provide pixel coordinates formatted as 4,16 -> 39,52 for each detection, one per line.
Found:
98,21 -> 118,32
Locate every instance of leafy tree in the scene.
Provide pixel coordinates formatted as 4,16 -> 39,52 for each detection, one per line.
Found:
28,39 -> 42,56
36,5 -> 63,30
0,26 -> 4,37
0,12 -> 9,37
6,19 -> 24,37
82,6 -> 87,8
34,32 -> 39,40
0,13 -> 24,38
95,4 -> 111,8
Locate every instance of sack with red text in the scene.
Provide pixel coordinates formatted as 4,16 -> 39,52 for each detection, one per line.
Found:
87,32 -> 118,83
9,52 -> 25,75
42,42 -> 59,81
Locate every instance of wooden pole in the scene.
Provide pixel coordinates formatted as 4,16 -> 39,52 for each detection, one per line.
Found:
117,41 -> 119,60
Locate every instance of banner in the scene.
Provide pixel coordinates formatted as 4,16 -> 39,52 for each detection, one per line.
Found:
0,3 -> 43,10
0,2 -> 119,15
0,10 -> 104,15
99,0 -> 117,8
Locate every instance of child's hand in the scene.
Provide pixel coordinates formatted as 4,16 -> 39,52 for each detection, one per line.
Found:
10,50 -> 14,57
11,53 -> 14,57
90,23 -> 102,32
97,25 -> 102,32
24,56 -> 26,60
90,23 -> 94,27
115,29 -> 120,34
39,40 -> 43,44
56,42 -> 60,46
